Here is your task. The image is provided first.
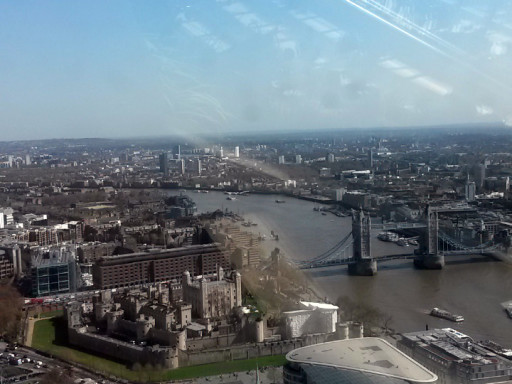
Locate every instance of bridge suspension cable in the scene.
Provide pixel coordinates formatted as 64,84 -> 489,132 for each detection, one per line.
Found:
296,231 -> 352,267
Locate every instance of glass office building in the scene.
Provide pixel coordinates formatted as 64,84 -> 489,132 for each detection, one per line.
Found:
31,246 -> 77,297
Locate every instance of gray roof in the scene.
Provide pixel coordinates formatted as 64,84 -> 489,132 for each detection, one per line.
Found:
286,338 -> 437,383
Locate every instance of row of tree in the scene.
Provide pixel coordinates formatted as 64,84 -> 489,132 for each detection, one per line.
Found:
0,284 -> 23,342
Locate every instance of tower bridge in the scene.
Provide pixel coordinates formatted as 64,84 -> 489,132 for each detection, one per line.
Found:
297,206 -> 508,274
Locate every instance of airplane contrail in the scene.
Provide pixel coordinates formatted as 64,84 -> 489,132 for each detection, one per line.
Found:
343,0 -> 448,56
362,0 -> 464,54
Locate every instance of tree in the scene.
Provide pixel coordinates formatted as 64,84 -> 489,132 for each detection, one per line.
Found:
0,284 -> 23,341
336,295 -> 392,335
40,367 -> 74,384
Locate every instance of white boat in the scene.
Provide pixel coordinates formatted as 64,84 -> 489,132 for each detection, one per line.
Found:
378,232 -> 399,242
430,307 -> 464,322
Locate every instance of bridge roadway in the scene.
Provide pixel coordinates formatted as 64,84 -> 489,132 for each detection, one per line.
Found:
299,250 -> 501,269
371,222 -> 426,230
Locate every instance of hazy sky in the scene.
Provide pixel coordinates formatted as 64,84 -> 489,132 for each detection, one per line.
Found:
2,0 -> 512,141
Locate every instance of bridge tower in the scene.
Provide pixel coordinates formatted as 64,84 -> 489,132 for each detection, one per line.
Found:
414,205 -> 445,269
348,210 -> 377,276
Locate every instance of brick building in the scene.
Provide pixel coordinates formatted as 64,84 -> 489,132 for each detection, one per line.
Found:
92,243 -> 229,289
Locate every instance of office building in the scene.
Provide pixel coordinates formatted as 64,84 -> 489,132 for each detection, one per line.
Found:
295,155 -> 302,164
0,207 -> 14,228
0,250 -> 15,280
197,159 -> 202,176
180,158 -> 185,175
342,191 -> 371,209
284,338 -> 437,384
327,153 -> 335,163
159,153 -> 169,174
0,243 -> 22,278
475,163 -> 486,190
206,220 -> 261,268
465,180 -> 476,202
398,328 -> 512,384
25,154 -> 31,166
31,246 -> 78,296
77,242 -> 117,263
92,244 -> 229,289
279,155 -> 285,165
234,146 -> 240,158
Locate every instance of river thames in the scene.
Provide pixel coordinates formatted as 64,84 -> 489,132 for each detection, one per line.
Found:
167,190 -> 512,346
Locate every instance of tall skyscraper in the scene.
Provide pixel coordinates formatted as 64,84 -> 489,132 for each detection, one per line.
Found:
475,163 -> 486,190
465,180 -> 476,202
25,154 -> 31,166
197,159 -> 202,175
295,154 -> 302,164
180,159 -> 185,175
234,146 -> 240,158
219,147 -> 224,158
278,155 -> 285,165
327,153 -> 335,163
159,153 -> 168,174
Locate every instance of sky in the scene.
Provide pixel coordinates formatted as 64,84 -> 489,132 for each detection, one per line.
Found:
1,0 -> 512,141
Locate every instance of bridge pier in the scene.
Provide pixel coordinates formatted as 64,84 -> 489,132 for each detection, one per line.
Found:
348,259 -> 377,276
413,254 -> 444,269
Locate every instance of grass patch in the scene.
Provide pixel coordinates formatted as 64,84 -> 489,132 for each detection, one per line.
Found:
31,318 -> 286,382
37,310 -> 63,319
158,355 -> 286,381
32,318 -> 131,379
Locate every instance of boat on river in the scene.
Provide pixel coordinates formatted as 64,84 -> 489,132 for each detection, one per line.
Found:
430,307 -> 464,322
378,232 -> 399,242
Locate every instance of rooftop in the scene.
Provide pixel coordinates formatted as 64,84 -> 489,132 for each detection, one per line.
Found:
286,338 -> 437,383
300,301 -> 339,310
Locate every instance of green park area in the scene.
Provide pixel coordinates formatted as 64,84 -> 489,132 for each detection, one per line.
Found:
31,317 -> 286,382
37,310 -> 64,319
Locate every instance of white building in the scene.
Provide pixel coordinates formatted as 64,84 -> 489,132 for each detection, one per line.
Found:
283,301 -> 338,339
234,146 -> 240,158
0,207 -> 14,228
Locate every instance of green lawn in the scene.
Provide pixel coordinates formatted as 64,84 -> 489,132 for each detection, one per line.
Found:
37,310 -> 64,318
31,317 -> 286,382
